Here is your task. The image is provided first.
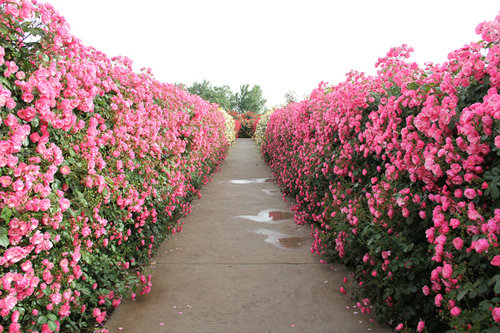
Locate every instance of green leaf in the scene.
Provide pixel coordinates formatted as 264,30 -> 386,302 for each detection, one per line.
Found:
457,289 -> 468,301
47,314 -> 57,321
68,207 -> 77,218
407,82 -> 419,90
493,275 -> 500,294
491,185 -> 500,200
0,207 -> 12,221
477,282 -> 488,294
0,228 -> 9,248
48,320 -> 57,331
483,328 -> 500,333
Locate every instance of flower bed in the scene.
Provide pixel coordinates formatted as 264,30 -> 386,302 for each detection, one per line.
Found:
261,12 -> 500,332
0,1 -> 231,331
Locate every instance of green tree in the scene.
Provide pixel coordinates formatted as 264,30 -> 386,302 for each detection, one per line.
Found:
185,81 -> 267,114
185,80 -> 237,111
283,90 -> 297,105
233,84 -> 267,114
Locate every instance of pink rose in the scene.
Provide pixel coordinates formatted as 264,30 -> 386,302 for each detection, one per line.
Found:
12,179 -> 24,192
435,294 -> 443,307
60,165 -> 70,175
450,218 -> 460,229
493,307 -> 500,322
59,198 -> 70,212
442,264 -> 453,279
464,188 -> 476,199
450,306 -> 461,317
3,246 -> 28,264
417,320 -> 425,332
491,255 -> 500,267
474,239 -> 489,254
453,237 -> 464,250
39,198 -> 51,211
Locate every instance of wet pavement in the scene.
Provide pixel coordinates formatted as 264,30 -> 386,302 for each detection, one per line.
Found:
104,139 -> 392,333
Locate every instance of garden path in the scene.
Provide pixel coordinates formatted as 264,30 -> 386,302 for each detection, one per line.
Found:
105,139 -> 391,333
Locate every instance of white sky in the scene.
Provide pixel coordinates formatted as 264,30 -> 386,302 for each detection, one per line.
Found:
41,0 -> 499,108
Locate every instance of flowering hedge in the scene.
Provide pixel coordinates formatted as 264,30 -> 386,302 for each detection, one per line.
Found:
0,1 -> 230,332
261,12 -> 500,332
220,108 -> 237,145
253,108 -> 275,146
228,110 -> 260,138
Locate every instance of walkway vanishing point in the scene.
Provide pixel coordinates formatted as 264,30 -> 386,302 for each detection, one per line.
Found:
105,139 -> 391,333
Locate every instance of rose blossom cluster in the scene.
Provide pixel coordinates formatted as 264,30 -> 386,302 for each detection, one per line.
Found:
261,12 -> 500,332
0,1 -> 232,332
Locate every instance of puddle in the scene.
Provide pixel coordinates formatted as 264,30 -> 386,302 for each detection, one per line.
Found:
230,179 -> 254,184
262,189 -> 278,195
229,178 -> 272,184
253,229 -> 304,249
236,209 -> 294,223
278,237 -> 304,248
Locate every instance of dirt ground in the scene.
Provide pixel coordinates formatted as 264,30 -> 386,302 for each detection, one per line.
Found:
104,139 -> 392,333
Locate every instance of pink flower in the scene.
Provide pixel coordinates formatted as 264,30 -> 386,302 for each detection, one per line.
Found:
12,179 -> 24,191
493,307 -> 500,322
417,320 -> 425,332
442,264 -> 453,279
395,323 -> 403,331
491,255 -> 500,267
450,218 -> 460,229
59,302 -> 70,317
435,294 -> 443,307
450,306 -> 461,317
464,188 -> 476,199
59,198 -> 70,212
422,285 -> 430,295
495,135 -> 500,148
2,246 -> 28,265
39,198 -> 51,211
453,237 -> 464,250
474,238 -> 489,253
60,165 -> 70,175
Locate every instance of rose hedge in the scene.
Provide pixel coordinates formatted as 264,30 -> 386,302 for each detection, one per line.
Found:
0,1 -> 231,332
228,110 -> 260,138
261,12 -> 500,333
220,108 -> 237,145
253,108 -> 275,146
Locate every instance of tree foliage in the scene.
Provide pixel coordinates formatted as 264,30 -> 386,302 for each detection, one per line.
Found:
185,80 -> 267,114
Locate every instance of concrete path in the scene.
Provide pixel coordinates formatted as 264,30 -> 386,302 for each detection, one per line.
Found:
105,139 -> 391,333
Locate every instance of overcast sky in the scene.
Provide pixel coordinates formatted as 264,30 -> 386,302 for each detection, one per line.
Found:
41,0 -> 499,108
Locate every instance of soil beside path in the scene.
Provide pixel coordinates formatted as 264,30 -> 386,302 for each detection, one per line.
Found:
105,139 -> 392,333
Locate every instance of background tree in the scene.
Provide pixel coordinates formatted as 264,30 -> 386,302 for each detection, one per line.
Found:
185,80 -> 237,111
283,90 -> 297,105
185,81 -> 267,114
233,84 -> 267,114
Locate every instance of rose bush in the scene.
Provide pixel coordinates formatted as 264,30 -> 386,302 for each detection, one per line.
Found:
228,110 -> 260,138
220,108 -> 237,145
253,108 -> 276,146
262,12 -> 500,332
0,1 -> 231,332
